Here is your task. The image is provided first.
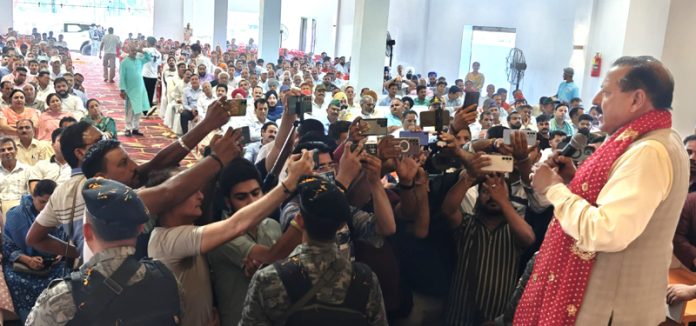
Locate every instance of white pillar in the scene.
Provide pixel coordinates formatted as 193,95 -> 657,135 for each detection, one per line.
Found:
349,0 -> 389,92
213,0 -> 228,49
0,1 -> 13,35
259,0 -> 282,62
153,0 -> 184,41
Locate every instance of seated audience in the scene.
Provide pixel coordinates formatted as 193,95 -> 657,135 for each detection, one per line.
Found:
81,99 -> 117,139
37,93 -> 73,141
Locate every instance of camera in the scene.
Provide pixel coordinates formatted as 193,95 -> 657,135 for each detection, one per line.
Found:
420,108 -> 451,132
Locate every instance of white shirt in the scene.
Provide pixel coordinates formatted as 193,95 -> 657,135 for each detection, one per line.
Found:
101,34 -> 121,54
29,159 -> 71,186
61,95 -> 86,119
196,93 -> 216,116
0,161 -> 31,202
36,84 -> 55,104
141,47 -> 162,79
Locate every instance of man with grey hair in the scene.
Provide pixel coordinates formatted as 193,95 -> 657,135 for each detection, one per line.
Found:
556,66 -> 580,104
23,83 -> 45,112
359,95 -> 377,119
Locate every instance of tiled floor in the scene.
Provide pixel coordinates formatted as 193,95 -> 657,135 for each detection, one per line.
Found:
74,53 -> 194,165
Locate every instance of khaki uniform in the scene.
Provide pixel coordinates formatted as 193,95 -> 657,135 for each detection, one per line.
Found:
239,241 -> 388,326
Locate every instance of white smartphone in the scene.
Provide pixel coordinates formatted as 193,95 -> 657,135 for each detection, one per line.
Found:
480,155 -> 514,173
503,129 -> 537,146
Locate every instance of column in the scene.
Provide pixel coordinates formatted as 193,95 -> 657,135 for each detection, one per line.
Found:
0,1 -> 13,35
213,0 -> 228,49
349,0 -> 390,92
259,0 -> 282,62
153,0 -> 184,41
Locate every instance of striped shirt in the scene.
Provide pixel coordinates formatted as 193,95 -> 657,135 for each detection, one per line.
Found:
445,213 -> 521,326
35,171 -> 91,259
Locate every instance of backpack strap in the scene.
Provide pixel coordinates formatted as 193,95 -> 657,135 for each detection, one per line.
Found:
274,258 -> 341,324
69,255 -> 143,322
273,258 -> 312,303
343,262 -> 373,312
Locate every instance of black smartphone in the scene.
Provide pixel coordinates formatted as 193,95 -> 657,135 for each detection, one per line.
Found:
463,91 -> 480,109
236,126 -> 251,145
420,110 -> 451,131
288,95 -> 312,115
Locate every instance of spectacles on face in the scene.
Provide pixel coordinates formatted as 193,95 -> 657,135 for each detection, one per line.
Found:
315,162 -> 336,173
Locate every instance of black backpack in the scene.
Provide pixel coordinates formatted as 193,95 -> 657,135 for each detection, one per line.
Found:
274,259 -> 373,326
67,255 -> 181,325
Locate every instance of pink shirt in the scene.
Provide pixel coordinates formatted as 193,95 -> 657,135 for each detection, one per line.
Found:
37,111 -> 73,141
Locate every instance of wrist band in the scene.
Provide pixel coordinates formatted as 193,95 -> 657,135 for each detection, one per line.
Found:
399,180 -> 416,190
281,181 -> 293,194
209,153 -> 224,171
178,138 -> 192,152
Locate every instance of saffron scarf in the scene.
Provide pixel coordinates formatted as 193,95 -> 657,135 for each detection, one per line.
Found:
514,110 -> 673,325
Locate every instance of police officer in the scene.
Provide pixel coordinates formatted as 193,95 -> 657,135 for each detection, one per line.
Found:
26,178 -> 180,325
240,176 -> 388,326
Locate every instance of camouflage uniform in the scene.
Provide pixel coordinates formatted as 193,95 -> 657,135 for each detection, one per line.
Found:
239,241 -> 388,326
25,246 -> 175,325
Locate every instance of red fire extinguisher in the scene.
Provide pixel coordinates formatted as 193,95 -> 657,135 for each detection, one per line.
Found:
591,53 -> 602,77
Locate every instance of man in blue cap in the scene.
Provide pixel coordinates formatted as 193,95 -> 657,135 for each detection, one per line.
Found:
26,178 -> 181,326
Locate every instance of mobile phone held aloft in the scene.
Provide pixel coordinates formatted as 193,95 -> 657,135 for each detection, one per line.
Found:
235,126 -> 251,145
399,131 -> 429,146
288,95 -> 312,115
463,91 -> 480,109
420,109 -> 451,131
503,129 -> 537,146
227,99 -> 247,116
480,155 -> 514,173
362,118 -> 388,136
395,138 -> 420,157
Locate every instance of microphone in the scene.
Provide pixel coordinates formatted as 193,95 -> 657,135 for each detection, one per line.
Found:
560,128 -> 589,158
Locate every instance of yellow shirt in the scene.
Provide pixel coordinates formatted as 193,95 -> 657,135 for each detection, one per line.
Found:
16,138 -> 55,166
545,139 -> 672,252
465,72 -> 485,92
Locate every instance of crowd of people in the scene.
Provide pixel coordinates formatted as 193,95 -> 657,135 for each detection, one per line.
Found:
0,24 -> 692,326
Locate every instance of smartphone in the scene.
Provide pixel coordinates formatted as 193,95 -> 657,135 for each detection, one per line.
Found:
399,131 -> 429,146
364,138 -> 379,156
395,138 -> 420,157
463,91 -> 480,109
235,126 -> 251,145
480,155 -> 514,173
503,129 -> 537,146
227,99 -> 247,116
288,95 -> 312,115
362,118 -> 388,136
420,110 -> 451,130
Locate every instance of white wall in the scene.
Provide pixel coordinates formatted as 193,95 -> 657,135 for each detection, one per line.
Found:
154,0 -> 184,41
0,1 -> 12,35
386,0 -> 429,73
623,0 -> 671,58
281,0 -> 338,55
335,0 -> 356,57
414,0 -> 585,104
662,0 -> 696,137
581,0 -> 630,102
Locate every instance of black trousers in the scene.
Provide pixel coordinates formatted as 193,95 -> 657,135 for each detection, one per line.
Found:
143,77 -> 157,114
180,110 -> 195,134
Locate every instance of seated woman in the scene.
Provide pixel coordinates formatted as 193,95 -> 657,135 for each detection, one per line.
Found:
36,93 -> 73,141
3,179 -> 63,322
0,90 -> 39,136
81,99 -> 117,139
